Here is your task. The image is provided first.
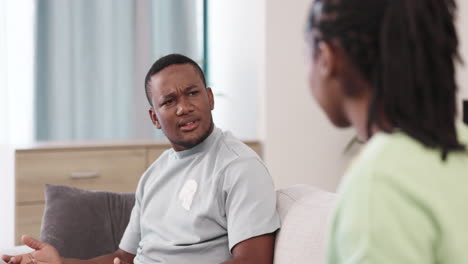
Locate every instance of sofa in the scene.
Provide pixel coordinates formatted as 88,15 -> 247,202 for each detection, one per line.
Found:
3,184 -> 337,264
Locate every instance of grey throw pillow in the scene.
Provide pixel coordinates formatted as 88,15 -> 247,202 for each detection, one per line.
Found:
40,184 -> 135,259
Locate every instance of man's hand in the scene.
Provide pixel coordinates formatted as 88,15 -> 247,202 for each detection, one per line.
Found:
113,257 -> 131,264
1,235 -> 62,264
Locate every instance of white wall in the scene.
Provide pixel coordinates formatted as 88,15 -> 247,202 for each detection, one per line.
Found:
212,0 -> 468,192
0,0 -> 35,248
262,0 -> 354,191
0,0 -> 34,145
0,147 -> 14,249
207,0 -> 353,192
207,1 -> 263,140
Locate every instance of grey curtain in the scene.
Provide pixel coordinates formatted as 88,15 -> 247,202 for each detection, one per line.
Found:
35,0 -> 204,141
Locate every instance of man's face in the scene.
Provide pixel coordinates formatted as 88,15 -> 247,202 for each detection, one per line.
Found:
148,64 -> 215,151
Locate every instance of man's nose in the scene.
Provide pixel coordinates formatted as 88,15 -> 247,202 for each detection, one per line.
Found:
176,98 -> 194,116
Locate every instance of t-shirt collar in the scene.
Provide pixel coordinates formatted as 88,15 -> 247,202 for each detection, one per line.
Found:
172,126 -> 221,159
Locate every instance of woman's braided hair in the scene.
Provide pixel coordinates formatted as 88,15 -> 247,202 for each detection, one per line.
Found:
307,0 -> 465,159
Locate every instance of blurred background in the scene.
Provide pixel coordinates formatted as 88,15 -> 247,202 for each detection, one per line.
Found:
1,0 -> 467,192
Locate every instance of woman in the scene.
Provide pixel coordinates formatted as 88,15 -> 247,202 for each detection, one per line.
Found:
305,0 -> 468,263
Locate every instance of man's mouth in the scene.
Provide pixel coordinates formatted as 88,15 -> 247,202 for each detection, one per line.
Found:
179,119 -> 199,132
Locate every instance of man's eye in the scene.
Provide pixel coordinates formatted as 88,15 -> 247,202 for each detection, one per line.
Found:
189,91 -> 198,96
163,99 -> 174,105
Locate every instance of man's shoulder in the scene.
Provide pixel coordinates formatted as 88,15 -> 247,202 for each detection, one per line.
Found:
196,129 -> 267,179
138,148 -> 173,181
142,147 -> 172,171
215,130 -> 260,160
210,131 -> 270,182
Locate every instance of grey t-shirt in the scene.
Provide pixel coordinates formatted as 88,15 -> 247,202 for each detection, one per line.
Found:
119,127 -> 280,264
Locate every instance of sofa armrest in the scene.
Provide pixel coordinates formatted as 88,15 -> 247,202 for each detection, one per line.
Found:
0,245 -> 34,256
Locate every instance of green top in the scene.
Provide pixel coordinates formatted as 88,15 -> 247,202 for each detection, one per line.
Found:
327,123 -> 468,264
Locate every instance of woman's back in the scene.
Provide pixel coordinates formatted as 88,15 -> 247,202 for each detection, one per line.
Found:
304,0 -> 467,262
328,123 -> 468,263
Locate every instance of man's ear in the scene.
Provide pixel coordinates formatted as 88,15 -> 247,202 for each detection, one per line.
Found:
149,107 -> 161,129
316,42 -> 337,78
206,87 -> 215,110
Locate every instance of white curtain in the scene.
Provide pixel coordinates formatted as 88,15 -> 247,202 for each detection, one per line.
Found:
35,0 -> 204,141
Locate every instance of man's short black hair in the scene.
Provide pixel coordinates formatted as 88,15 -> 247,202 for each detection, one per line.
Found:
144,53 -> 207,106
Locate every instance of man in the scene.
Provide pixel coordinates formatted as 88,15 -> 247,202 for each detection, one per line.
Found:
3,54 -> 280,264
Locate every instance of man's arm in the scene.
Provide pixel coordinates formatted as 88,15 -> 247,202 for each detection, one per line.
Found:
221,234 -> 275,264
64,249 -> 135,264
2,236 -> 135,264
220,157 -> 280,264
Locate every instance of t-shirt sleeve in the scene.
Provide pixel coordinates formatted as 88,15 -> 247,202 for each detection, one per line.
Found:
119,185 -> 143,254
328,170 -> 437,264
222,157 -> 281,251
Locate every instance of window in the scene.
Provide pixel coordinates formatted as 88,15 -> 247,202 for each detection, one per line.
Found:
1,0 -> 207,143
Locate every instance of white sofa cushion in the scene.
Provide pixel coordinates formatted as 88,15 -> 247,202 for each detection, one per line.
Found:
0,245 -> 34,256
274,184 -> 337,264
